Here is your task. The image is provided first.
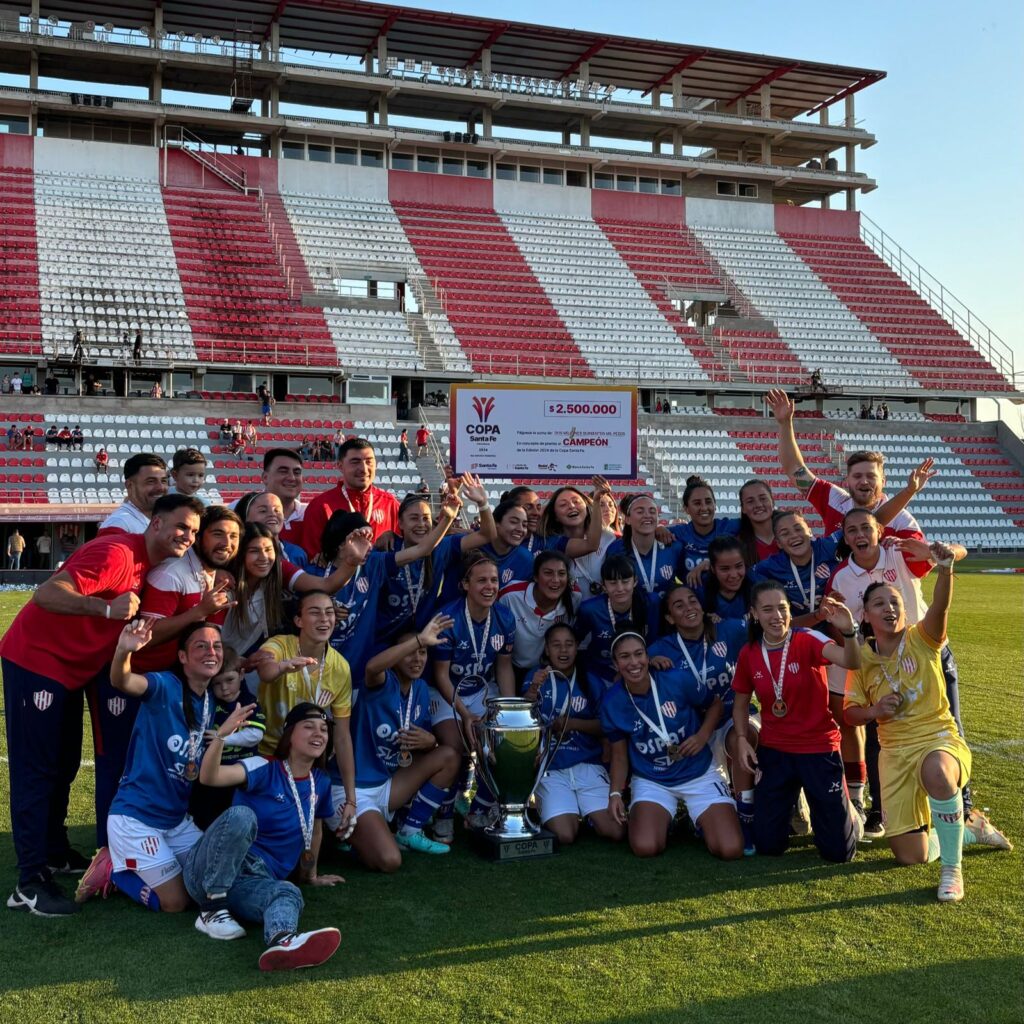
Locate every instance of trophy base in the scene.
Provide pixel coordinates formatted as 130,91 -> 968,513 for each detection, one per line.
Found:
472,827 -> 559,862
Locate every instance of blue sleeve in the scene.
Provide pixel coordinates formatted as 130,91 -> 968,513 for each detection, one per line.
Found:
572,604 -> 592,643
722,620 -> 749,659
545,535 -> 570,553
670,668 -> 713,712
314,772 -> 334,819
139,671 -> 167,704
598,687 -> 627,742
720,517 -> 742,537
816,533 -> 841,561
500,606 -> 516,651
435,624 -> 454,663
240,755 -> 270,793
412,680 -> 432,729
372,550 -> 397,580
668,523 -> 688,544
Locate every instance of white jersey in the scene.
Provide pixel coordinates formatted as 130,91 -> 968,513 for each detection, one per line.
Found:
98,501 -> 149,535
498,581 -> 581,669
567,528 -> 618,598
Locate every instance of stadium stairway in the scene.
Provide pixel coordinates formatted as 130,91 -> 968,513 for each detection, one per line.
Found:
391,200 -> 594,379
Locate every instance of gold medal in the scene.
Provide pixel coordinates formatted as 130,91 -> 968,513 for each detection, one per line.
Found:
185,761 -> 199,781
666,742 -> 682,761
300,848 -> 315,868
771,699 -> 788,718
398,748 -> 413,768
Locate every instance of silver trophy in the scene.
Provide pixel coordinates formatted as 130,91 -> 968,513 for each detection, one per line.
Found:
461,673 -> 571,860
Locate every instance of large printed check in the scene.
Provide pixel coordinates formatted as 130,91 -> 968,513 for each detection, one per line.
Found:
449,383 -> 638,479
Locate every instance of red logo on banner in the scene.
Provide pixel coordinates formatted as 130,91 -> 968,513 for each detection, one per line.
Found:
472,396 -> 496,423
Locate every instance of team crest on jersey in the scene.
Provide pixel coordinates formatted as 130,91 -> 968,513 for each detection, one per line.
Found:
372,509 -> 385,524
661,701 -> 677,718
32,690 -> 53,711
884,568 -> 898,583
815,564 -> 832,579
501,568 -> 513,584
659,565 -> 673,580
788,661 -> 800,674
316,690 -> 334,708
490,633 -> 505,651
356,577 -> 369,594
571,695 -> 588,713
712,641 -> 727,658
901,655 -> 917,675
141,836 -> 160,856
107,696 -> 127,717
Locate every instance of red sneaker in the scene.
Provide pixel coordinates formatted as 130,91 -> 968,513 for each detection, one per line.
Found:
74,847 -> 113,903
258,927 -> 341,972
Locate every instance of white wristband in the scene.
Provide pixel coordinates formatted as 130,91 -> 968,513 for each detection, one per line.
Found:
104,602 -> 111,619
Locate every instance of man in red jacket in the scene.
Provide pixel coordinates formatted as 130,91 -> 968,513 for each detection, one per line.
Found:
301,437 -> 399,557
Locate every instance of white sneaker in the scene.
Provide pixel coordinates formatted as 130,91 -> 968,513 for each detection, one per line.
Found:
937,866 -> 964,903
259,927 -> 341,972
195,908 -> 246,940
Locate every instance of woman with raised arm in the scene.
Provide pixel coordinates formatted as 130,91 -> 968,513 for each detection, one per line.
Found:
476,499 -> 534,592
520,624 -> 624,846
605,494 -> 684,596
431,552 -> 517,835
536,476 -> 615,596
600,632 -> 744,861
349,614 -> 461,866
845,542 -> 1005,902
185,702 -> 344,971
731,582 -> 864,863
574,554 -> 661,686
647,584 -> 753,853
376,474 -> 495,644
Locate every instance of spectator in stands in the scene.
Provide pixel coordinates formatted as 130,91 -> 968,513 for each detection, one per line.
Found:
98,452 -> 170,535
72,334 -> 84,367
170,448 -> 209,504
0,494 -> 202,916
7,528 -> 26,570
57,426 -> 73,451
122,332 -> 130,359
655,400 -> 663,414
246,421 -> 259,449
256,448 -> 307,547
84,373 -> 98,397
663,400 -> 671,415
150,381 -> 163,399
257,383 -> 274,425
298,439 -> 313,462
7,424 -> 18,450
399,428 -> 410,464
860,402 -> 870,420
95,448 -> 109,475
71,426 -> 84,451
301,437 -> 400,555
415,425 -> 431,458
35,531 -> 51,570
44,372 -> 59,396
416,480 -> 429,496
133,331 -> 143,364
11,373 -> 23,395
810,368 -> 824,392
880,402 -> 890,421
0,375 -> 8,394
22,427 -> 35,451
231,432 -> 247,459
333,427 -> 346,463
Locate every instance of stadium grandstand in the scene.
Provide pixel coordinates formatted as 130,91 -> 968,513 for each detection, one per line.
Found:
0,0 -> 1021,556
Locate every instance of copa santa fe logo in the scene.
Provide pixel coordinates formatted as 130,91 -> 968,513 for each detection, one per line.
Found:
33,690 -> 53,711
467,395 -> 500,437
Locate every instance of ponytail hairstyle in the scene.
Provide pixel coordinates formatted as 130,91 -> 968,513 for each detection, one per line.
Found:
601,554 -> 649,640
619,492 -> 655,549
230,523 -> 286,637
532,549 -> 576,624
539,485 -> 592,540
704,535 -> 751,615
397,492 -> 437,597
747,580 -> 790,644
175,621 -> 223,733
683,475 -> 715,511
660,582 -> 717,645
737,478 -> 774,566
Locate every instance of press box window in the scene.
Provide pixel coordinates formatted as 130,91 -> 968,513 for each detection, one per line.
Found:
519,165 -> 541,183
639,177 -> 658,194
566,169 -> 587,187
467,159 -> 489,178
616,175 -> 637,192
543,168 -> 563,186
496,162 -> 517,180
443,157 -> 464,176
391,151 -> 414,171
738,182 -> 758,198
594,172 -> 613,190
282,141 -> 304,160
360,149 -> 383,168
661,179 -> 681,196
334,147 -> 358,165
717,181 -> 737,196
308,144 -> 330,163
417,154 -> 439,174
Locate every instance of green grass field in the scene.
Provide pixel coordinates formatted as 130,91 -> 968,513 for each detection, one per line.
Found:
0,580 -> 1021,1024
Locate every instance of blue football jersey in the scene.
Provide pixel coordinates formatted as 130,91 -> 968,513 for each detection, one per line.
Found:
669,518 -> 741,574
520,664 -> 604,771
352,670 -> 432,787
750,531 -> 842,616
433,597 -> 516,699
647,619 -> 746,713
574,592 -> 663,684
604,537 -> 683,595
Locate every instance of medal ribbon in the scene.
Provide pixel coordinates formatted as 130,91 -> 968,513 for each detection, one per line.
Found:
676,633 -> 708,687
760,631 -> 793,706
789,554 -> 816,612
186,690 -> 211,768
402,560 -> 425,616
283,760 -> 316,853
341,484 -> 373,525
301,647 -> 329,707
626,673 -> 672,747
877,629 -> 908,698
631,540 -> 661,594
464,602 -> 492,677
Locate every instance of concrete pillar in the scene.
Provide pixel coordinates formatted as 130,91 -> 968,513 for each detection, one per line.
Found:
671,73 -> 682,108
149,65 -> 162,103
819,106 -> 828,126
365,107 -> 374,125
377,95 -> 388,126
651,136 -> 659,154
846,189 -> 856,212
466,115 -> 476,135
153,6 -> 162,45
822,192 -> 830,209
561,127 -> 571,145
481,49 -> 491,77
29,52 -> 38,90
672,127 -> 682,157
651,86 -> 661,109
580,117 -> 590,146
482,107 -> 493,139
259,93 -> 268,117
760,83 -> 771,119
270,133 -> 281,158
846,142 -> 856,173
737,98 -> 746,116
578,60 -> 589,86
376,34 -> 387,75
269,81 -> 279,118
761,137 -> 772,165
845,94 -> 855,128
269,20 -> 280,61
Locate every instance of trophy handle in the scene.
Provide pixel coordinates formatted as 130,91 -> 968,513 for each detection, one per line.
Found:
470,716 -> 500,806
531,671 -> 572,795
450,676 -> 473,754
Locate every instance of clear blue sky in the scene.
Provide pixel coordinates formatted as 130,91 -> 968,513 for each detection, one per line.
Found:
398,0 -> 1024,373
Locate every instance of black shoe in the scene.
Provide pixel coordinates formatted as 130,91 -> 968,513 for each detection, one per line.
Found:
863,810 -> 886,839
47,848 -> 91,875
7,874 -> 81,917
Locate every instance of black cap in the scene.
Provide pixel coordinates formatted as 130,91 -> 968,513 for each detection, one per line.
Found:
283,702 -> 328,730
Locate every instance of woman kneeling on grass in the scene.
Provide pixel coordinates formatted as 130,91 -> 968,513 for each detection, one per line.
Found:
348,615 -> 462,868
844,545 -> 979,903
600,631 -> 744,860
731,582 -> 864,863
186,701 -> 344,971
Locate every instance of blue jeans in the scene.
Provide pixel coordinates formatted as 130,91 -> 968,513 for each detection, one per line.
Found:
183,805 -> 304,944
